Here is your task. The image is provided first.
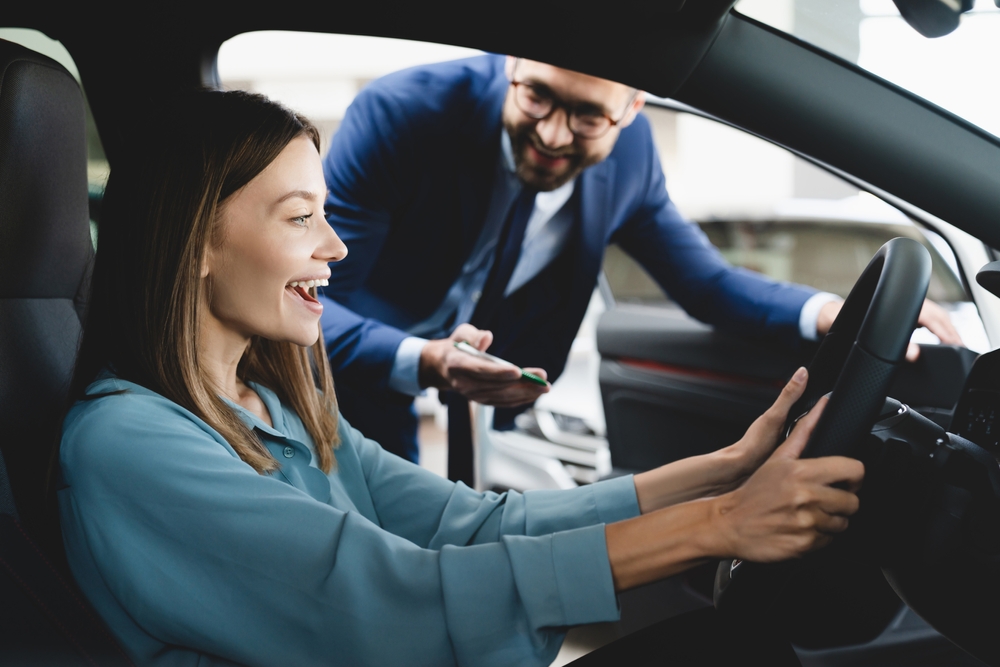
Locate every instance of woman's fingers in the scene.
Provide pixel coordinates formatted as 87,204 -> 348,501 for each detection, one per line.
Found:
773,395 -> 827,460
802,456 -> 865,494
813,512 -> 850,535
759,367 -> 808,432
726,368 -> 811,479
776,366 -> 809,413
809,481 -> 862,518
718,434 -> 864,562
773,399 -> 864,491
712,376 -> 869,563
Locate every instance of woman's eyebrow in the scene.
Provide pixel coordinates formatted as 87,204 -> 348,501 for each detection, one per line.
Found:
276,189 -> 324,205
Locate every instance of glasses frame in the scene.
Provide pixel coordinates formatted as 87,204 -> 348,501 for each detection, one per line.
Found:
509,58 -> 639,140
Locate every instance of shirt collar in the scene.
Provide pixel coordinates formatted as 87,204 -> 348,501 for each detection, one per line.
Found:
501,129 -> 517,173
220,382 -> 288,439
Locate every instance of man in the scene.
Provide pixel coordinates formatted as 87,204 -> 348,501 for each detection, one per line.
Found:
318,54 -> 960,479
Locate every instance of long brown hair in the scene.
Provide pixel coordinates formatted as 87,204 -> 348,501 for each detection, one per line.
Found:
71,90 -> 339,473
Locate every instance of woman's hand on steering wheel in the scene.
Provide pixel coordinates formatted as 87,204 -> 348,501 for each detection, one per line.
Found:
709,396 -> 865,563
722,366 -> 810,490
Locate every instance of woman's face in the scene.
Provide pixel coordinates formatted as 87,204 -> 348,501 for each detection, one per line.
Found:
203,135 -> 346,348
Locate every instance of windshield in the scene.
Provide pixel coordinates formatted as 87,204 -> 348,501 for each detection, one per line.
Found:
736,0 -> 1000,140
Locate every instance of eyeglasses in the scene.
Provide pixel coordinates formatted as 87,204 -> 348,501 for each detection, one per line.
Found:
509,59 -> 639,140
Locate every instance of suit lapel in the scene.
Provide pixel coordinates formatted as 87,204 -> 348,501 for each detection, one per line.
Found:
576,158 -> 615,301
456,156 -> 495,259
457,71 -> 508,259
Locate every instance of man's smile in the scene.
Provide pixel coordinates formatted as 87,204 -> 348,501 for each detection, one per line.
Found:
527,143 -> 571,170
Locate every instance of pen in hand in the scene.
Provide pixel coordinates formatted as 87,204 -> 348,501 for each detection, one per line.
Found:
453,341 -> 549,386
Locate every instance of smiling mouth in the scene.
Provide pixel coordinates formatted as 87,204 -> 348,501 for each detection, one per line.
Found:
285,279 -> 328,314
527,143 -> 573,169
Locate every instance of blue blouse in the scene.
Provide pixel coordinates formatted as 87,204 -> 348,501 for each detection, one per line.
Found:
58,375 -> 640,667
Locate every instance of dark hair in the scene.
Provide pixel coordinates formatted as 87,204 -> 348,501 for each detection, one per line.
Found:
72,90 -> 339,473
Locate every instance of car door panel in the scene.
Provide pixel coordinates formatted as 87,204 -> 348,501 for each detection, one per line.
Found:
598,305 -> 802,470
599,305 -> 979,472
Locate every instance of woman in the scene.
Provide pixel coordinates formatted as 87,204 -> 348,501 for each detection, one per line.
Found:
59,90 -> 863,667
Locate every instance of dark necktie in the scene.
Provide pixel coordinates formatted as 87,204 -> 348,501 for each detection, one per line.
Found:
471,186 -> 538,328
448,185 -> 537,484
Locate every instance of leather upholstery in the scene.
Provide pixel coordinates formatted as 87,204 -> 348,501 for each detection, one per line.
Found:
0,38 -> 92,553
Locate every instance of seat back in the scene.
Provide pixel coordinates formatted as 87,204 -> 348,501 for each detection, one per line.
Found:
0,38 -> 92,555
0,38 -> 135,665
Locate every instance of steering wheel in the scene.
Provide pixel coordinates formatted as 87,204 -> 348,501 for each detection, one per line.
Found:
714,237 -> 931,612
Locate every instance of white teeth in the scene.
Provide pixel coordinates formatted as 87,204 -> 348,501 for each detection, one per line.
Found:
288,279 -> 329,288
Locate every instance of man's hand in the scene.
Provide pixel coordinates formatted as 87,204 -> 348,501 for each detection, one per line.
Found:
817,298 -> 964,361
418,324 -> 550,407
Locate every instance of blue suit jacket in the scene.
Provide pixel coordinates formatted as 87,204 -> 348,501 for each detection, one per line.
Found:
319,54 -> 814,394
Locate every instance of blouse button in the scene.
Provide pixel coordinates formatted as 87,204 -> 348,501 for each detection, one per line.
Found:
283,446 -> 295,459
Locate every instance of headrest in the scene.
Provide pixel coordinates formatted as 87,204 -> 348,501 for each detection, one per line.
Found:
0,39 -> 91,299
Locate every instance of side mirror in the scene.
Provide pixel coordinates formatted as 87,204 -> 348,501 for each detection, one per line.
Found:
892,0 -> 974,38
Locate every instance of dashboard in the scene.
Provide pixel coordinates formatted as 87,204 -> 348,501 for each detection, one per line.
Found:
952,349 -> 1000,456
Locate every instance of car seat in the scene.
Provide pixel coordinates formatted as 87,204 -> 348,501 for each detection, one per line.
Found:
0,37 -> 132,666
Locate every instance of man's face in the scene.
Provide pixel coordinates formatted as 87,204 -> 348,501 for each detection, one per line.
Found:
502,58 -> 644,191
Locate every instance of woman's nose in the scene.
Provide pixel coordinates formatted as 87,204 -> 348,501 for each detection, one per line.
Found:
318,220 -> 348,263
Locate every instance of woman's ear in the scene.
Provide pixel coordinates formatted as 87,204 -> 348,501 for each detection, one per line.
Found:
200,246 -> 211,279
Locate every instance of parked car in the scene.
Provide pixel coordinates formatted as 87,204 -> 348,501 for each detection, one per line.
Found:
3,1 -> 1000,665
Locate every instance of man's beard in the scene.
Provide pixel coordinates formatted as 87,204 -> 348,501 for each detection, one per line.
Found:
506,122 -> 599,191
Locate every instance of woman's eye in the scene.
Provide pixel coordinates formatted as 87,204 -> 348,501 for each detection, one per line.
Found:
291,213 -> 313,227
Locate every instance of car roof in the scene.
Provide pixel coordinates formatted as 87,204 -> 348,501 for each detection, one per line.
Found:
6,3 -> 1000,249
